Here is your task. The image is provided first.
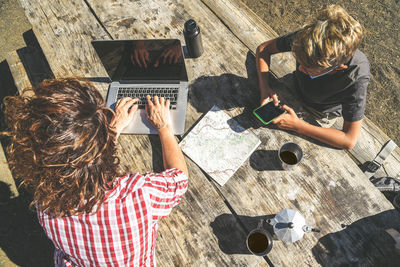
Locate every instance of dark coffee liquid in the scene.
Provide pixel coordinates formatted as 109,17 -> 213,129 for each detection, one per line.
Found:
280,151 -> 298,165
247,232 -> 268,254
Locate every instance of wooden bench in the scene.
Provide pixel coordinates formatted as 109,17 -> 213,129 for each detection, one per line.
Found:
3,0 -> 400,265
200,0 -> 400,180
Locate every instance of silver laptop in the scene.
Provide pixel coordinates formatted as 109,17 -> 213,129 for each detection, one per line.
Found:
92,39 -> 189,134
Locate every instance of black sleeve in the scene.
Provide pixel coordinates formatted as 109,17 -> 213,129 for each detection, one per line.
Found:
275,30 -> 300,52
342,56 -> 370,122
342,78 -> 369,122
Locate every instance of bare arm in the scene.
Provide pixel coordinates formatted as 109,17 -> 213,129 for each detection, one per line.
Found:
110,96 -> 188,175
273,105 -> 362,149
157,126 -> 188,176
256,38 -> 281,106
146,95 -> 188,176
296,119 -> 361,149
111,97 -> 139,139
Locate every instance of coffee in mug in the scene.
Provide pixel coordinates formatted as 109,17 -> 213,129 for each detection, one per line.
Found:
279,150 -> 298,165
247,231 -> 270,254
278,142 -> 303,169
246,220 -> 273,256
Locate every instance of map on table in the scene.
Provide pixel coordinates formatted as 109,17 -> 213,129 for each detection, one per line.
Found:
180,105 -> 261,186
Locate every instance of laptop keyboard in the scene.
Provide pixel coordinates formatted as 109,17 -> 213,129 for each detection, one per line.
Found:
117,87 -> 179,110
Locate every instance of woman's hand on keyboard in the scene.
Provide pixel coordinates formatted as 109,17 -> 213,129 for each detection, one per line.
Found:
112,97 -> 139,138
145,95 -> 171,131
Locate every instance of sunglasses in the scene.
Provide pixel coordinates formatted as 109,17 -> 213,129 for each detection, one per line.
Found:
308,65 -> 339,79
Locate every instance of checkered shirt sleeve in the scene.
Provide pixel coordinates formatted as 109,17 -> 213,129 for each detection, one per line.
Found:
36,168 -> 188,267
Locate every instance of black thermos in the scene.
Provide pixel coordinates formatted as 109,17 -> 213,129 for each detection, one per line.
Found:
183,19 -> 203,58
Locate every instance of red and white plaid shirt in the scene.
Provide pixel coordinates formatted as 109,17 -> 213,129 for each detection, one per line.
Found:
37,168 -> 188,267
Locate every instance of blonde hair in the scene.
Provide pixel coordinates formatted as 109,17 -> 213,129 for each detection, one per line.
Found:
292,5 -> 362,69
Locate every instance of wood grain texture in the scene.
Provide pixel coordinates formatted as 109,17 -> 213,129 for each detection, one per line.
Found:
331,117 -> 400,180
6,51 -> 32,92
195,0 -> 400,265
15,0 -> 400,265
3,50 -> 32,198
86,0 -> 267,264
85,0 -> 400,265
17,0 -> 265,265
213,78 -> 400,266
0,146 -> 18,198
19,0 -> 110,78
200,0 -> 296,78
201,0 -> 400,180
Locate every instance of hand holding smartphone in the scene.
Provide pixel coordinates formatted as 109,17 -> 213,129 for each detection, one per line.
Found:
253,101 -> 286,125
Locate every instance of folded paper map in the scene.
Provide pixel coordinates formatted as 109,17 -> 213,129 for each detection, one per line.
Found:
180,105 -> 261,186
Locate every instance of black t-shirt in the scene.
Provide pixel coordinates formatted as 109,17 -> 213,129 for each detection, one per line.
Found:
276,31 -> 370,122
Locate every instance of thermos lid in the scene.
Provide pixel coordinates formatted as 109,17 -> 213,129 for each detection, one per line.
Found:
184,19 -> 198,33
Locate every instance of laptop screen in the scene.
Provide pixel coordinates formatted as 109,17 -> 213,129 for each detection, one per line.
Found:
92,39 -> 188,82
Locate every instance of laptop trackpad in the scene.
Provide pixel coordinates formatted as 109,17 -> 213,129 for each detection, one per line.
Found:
138,110 -> 151,126
122,110 -> 155,134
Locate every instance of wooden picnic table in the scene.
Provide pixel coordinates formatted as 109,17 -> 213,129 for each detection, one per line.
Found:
12,0 -> 400,265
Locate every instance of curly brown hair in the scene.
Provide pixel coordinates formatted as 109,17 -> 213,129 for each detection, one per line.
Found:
3,78 -> 120,217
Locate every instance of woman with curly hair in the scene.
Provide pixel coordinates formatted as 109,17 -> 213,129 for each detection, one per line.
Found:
3,77 -> 188,266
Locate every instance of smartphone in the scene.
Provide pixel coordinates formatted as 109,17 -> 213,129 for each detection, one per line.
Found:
253,101 -> 286,125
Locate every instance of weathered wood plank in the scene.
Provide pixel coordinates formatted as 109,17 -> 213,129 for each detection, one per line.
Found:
6,51 -> 32,93
188,74 -> 400,265
20,0 -> 110,78
4,48 -> 41,198
200,0 -> 296,78
193,0 -> 400,265
332,117 -> 400,179
86,0 -> 400,265
87,0 -> 268,265
2,50 -> 31,198
17,0 -> 264,265
201,0 -> 400,181
16,0 -> 400,265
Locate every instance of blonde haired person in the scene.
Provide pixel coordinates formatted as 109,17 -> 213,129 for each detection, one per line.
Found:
256,5 -> 369,149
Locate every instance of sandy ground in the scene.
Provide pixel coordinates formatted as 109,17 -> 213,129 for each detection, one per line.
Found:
0,0 -> 30,60
242,0 -> 400,144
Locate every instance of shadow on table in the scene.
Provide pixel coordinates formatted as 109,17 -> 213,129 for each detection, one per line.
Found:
0,181 -> 53,267
0,29 -> 54,267
14,29 -> 54,86
188,74 -> 261,131
312,209 -> 400,266
188,52 -> 265,131
0,60 -> 19,151
210,213 -> 275,266
148,134 -> 165,173
188,51 -> 336,150
1,29 -> 54,149
250,149 -> 284,171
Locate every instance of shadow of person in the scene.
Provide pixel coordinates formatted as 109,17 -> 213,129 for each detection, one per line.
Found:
0,181 -> 53,267
188,53 -> 272,132
188,73 -> 260,130
188,51 -> 335,151
312,209 -> 400,266
188,52 -> 266,128
189,52 -> 258,111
